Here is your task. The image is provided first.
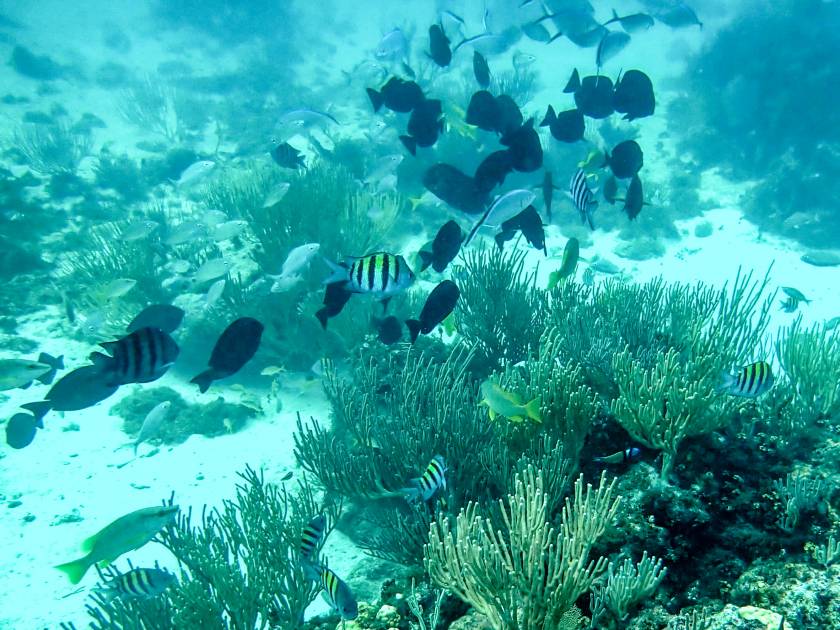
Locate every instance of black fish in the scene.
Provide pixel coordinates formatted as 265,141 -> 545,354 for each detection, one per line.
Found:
573,74 -> 615,119
272,142 -> 305,169
400,98 -> 444,155
315,282 -> 353,329
373,316 -> 403,345
474,150 -> 514,194
494,95 -> 523,136
5,412 -> 38,449
366,76 -> 424,113
24,365 -> 120,420
127,304 -> 185,334
91,327 -> 180,386
191,318 -> 264,393
418,220 -> 464,273
406,280 -> 460,343
607,140 -> 643,178
563,68 -> 580,93
540,171 -> 560,220
613,70 -> 654,121
540,105 -> 584,143
428,24 -> 452,67
465,90 -> 499,132
500,119 -> 543,173
473,51 -> 490,88
623,174 -> 646,219
603,174 -> 618,204
33,352 -> 63,386
422,163 -> 488,214
494,205 -> 546,254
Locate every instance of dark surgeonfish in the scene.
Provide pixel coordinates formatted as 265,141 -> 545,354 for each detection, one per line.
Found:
5,412 -> 39,449
474,150 -> 514,194
494,95 -> 524,136
406,281 -> 460,343
22,365 -> 121,422
191,317 -> 264,393
423,163 -> 488,214
91,327 -> 180,387
473,51 -> 490,88
566,70 -> 615,118
400,98 -> 444,155
494,205 -> 546,254
613,70 -> 655,121
272,142 -> 305,169
315,282 -> 353,329
623,174 -> 647,219
418,220 -> 464,273
428,24 -> 452,67
607,140 -> 644,178
465,91 -> 522,136
540,105 -> 584,143
366,76 -> 424,113
127,304 -> 185,334
570,168 -> 597,230
373,315 -> 403,345
540,171 -> 560,220
500,119 -> 543,173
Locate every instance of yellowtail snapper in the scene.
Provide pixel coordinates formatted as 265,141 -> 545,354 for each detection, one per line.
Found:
719,361 -> 774,398
402,455 -> 447,503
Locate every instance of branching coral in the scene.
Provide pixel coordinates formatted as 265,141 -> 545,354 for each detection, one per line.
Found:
457,247 -> 547,371
590,552 -> 667,627
118,76 -> 181,141
425,466 -> 620,630
15,122 -> 92,175
65,468 -> 333,629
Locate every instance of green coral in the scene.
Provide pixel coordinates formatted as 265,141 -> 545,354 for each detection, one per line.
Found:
15,121 -> 92,175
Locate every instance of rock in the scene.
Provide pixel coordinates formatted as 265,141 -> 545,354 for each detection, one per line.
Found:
695,221 -> 714,238
614,236 -> 665,261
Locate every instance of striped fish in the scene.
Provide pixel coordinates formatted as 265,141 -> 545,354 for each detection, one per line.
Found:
402,455 -> 447,503
324,252 -> 415,298
299,513 -> 327,562
779,295 -> 799,313
569,169 -> 597,230
303,564 -> 358,620
98,568 -> 176,601
719,361 -> 774,398
90,327 -> 180,386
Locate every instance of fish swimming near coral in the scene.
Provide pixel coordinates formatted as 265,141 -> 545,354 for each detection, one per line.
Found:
90,327 -> 180,387
5,412 -> 39,449
541,105 -> 585,143
607,140 -> 644,179
464,189 -> 536,245
134,400 -> 172,455
127,304 -> 185,334
96,567 -> 176,601
22,364 -> 120,421
423,163 -> 489,214
401,455 -> 447,503
55,505 -> 179,585
269,243 -> 320,293
323,252 -> 415,299
418,220 -> 463,273
613,69 -> 655,121
480,380 -> 541,423
304,563 -> 359,620
173,160 -> 215,187
400,98 -> 444,155
594,447 -> 642,465
494,205 -> 546,254
373,315 -> 403,345
548,237 -> 580,289
191,317 -> 264,393
315,282 -> 354,329
473,50 -> 490,87
719,361 -> 774,398
367,76 -> 425,113
299,513 -> 327,563
271,142 -> 306,170
406,280 -> 460,343
603,10 -> 654,33
569,169 -> 597,230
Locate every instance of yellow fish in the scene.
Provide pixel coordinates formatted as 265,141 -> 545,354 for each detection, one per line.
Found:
479,380 -> 541,423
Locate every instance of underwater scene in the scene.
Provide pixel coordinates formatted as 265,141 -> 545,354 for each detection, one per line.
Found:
1,0 -> 839,628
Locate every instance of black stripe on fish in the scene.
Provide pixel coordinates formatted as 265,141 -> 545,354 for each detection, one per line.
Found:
148,327 -> 159,377
427,457 -> 444,485
381,253 -> 390,293
354,259 -> 364,289
367,254 -> 377,291
393,255 -> 400,288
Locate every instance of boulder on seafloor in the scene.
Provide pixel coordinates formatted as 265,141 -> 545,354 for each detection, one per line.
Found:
695,221 -> 714,238
615,236 -> 666,261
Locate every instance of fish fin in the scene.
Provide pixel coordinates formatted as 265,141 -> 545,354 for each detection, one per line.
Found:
488,408 -> 497,421
406,319 -> 422,343
716,371 -> 735,394
525,398 -> 542,423
418,249 -> 434,272
89,352 -> 114,371
19,380 -> 31,390
315,308 -> 329,330
563,68 -> 580,93
55,558 -> 90,585
190,370 -> 215,394
540,105 -> 556,127
301,558 -> 321,582
365,88 -> 383,113
21,400 -> 51,422
321,257 -> 350,285
547,30 -> 564,43
399,135 -> 417,156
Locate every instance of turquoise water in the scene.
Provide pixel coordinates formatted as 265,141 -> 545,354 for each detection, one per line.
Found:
1,1 -> 839,628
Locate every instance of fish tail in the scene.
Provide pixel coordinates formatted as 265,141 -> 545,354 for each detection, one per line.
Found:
21,401 -> 51,424
399,135 -> 417,156
405,319 -> 422,343
540,105 -> 557,127
315,307 -> 330,330
716,370 -> 736,394
301,558 -> 321,582
89,351 -> 113,371
418,250 -> 434,272
55,557 -> 90,585
525,398 -> 542,423
321,257 -> 349,285
366,88 -> 384,113
190,370 -> 215,394
547,30 -> 564,43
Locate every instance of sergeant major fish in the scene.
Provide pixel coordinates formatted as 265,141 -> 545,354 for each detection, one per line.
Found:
323,252 -> 416,299
719,361 -> 774,398
299,514 -> 327,563
569,169 -> 597,230
401,455 -> 447,503
90,327 -> 180,386
96,567 -> 176,601
304,564 -> 358,620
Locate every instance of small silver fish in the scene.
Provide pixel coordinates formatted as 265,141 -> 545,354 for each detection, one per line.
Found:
165,222 -> 206,246
375,28 -> 409,63
363,154 -> 403,187
194,258 -> 231,284
596,30 -> 631,70
164,259 -> 191,274
121,220 -> 159,242
201,209 -> 227,227
465,189 -> 536,245
262,182 -> 291,208
212,220 -> 247,242
134,401 -> 172,455
275,243 -> 320,280
205,278 -> 226,307
174,160 -> 215,187
275,109 -> 339,139
101,278 -> 137,299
